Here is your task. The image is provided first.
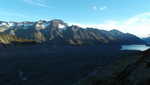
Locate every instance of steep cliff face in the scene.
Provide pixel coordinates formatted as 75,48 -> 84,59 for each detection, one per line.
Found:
76,49 -> 150,85
0,19 -> 145,45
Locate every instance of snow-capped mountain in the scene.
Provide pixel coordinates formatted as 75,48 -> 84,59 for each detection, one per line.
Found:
0,19 -> 145,45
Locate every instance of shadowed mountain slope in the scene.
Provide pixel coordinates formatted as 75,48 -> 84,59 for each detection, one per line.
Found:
75,49 -> 150,85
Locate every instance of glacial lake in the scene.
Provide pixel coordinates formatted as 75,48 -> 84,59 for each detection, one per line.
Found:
121,45 -> 150,51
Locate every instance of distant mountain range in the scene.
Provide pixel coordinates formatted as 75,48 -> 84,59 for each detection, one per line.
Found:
143,37 -> 150,45
0,19 -> 145,45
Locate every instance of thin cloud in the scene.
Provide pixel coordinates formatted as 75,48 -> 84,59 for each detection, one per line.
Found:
125,12 -> 150,25
122,12 -> 150,37
69,20 -> 120,31
23,0 -> 50,8
70,12 -> 150,37
92,6 -> 98,11
92,6 -> 107,11
99,6 -> 107,11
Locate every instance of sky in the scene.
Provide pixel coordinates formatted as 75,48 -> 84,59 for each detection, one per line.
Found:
0,0 -> 150,37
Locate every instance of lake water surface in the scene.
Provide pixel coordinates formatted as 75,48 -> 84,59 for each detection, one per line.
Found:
121,45 -> 150,51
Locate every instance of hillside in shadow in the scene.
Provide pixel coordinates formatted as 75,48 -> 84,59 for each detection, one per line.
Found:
76,49 -> 150,85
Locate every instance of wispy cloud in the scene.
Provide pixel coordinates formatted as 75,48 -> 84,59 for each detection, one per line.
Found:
23,0 -> 50,8
125,12 -> 150,25
99,6 -> 107,11
92,6 -> 107,11
70,12 -> 150,37
69,20 -> 121,31
122,12 -> 150,37
92,6 -> 98,11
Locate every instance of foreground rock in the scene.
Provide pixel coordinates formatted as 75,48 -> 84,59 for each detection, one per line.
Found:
75,49 -> 150,85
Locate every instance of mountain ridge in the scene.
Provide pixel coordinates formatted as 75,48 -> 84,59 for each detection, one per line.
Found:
0,19 -> 145,45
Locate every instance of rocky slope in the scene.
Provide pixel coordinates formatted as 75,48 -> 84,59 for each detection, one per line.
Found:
0,19 -> 145,45
75,49 -> 150,85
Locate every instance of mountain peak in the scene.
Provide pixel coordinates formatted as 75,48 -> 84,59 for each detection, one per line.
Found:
49,19 -> 68,29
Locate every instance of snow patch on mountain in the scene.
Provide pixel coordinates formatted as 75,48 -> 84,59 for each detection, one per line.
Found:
58,24 -> 66,29
35,22 -> 49,30
0,22 -> 7,26
8,22 -> 16,27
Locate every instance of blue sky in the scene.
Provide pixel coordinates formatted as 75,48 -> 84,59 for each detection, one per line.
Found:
0,0 -> 150,37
